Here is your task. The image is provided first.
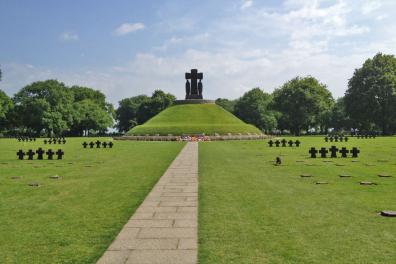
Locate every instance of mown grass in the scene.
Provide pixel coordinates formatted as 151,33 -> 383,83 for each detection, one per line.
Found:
199,136 -> 396,264
128,104 -> 261,135
0,138 -> 184,264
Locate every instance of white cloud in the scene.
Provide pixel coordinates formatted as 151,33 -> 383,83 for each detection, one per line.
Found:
361,0 -> 382,14
241,0 -> 253,10
114,22 -> 145,36
59,32 -> 79,41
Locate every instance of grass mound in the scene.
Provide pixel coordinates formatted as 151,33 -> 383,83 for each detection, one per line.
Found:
128,104 -> 261,135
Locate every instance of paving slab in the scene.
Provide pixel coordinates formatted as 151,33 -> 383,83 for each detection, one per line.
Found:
97,142 -> 198,264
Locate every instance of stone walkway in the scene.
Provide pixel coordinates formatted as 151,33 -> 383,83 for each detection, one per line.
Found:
97,142 -> 198,264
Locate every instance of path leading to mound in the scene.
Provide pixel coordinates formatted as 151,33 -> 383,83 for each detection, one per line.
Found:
98,142 -> 198,264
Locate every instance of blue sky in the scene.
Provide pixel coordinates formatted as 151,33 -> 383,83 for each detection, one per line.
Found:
1,0 -> 396,104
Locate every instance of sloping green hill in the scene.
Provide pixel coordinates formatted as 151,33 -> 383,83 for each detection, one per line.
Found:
127,104 -> 261,135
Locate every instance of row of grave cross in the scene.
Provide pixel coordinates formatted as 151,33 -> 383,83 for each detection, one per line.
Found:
17,137 -> 36,142
309,146 -> 360,158
44,138 -> 67,144
356,134 -> 376,139
268,139 -> 301,147
82,141 -> 114,149
17,148 -> 64,160
324,136 -> 348,142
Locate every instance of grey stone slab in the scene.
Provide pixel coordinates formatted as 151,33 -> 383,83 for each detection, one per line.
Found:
126,249 -> 197,264
98,142 -> 198,264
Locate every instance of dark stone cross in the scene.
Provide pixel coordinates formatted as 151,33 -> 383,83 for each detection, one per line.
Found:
334,136 -> 339,142
48,139 -> 52,144
56,149 -> 64,160
295,140 -> 301,147
27,149 -> 35,160
53,138 -> 57,144
17,150 -> 25,160
44,139 -> 47,144
62,139 -> 66,144
82,142 -> 88,148
89,142 -> 95,148
58,139 -> 62,144
185,69 -> 203,99
268,140 -> 274,147
329,137 -> 334,142
339,147 -> 349,158
309,147 -> 318,158
324,137 -> 328,142
287,140 -> 294,147
329,146 -> 338,158
281,139 -> 287,147
344,136 -> 348,142
351,147 -> 360,158
36,148 -> 45,160
95,140 -> 101,148
102,142 -> 108,148
46,149 -> 55,160
275,140 -> 280,147
108,142 -> 114,148
339,136 -> 343,142
319,147 -> 328,158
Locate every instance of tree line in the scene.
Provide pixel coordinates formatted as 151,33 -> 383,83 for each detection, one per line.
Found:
0,53 -> 395,136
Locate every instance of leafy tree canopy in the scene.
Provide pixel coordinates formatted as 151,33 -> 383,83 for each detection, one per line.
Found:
273,76 -> 334,135
345,53 -> 396,134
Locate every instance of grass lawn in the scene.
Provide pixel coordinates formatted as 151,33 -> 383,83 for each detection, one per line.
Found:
0,138 -> 184,264
199,136 -> 396,264
128,104 -> 261,136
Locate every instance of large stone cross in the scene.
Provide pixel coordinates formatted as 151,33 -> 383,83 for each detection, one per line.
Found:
185,69 -> 203,99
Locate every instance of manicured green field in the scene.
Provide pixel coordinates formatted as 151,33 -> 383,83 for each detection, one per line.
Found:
128,104 -> 261,136
199,137 -> 396,264
0,138 -> 184,264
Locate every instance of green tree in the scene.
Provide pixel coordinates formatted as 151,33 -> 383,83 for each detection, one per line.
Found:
0,89 -> 13,130
116,95 -> 149,132
137,90 -> 176,124
329,97 -> 351,132
272,76 -> 334,135
13,80 -> 74,135
71,99 -> 113,136
345,53 -> 396,135
234,88 -> 277,132
215,98 -> 237,113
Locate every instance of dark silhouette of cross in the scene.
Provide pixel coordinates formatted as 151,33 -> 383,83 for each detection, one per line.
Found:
319,147 -> 328,158
268,140 -> 274,147
89,142 -> 95,148
44,139 -> 47,144
334,136 -> 339,142
102,142 -> 108,148
339,147 -> 349,158
275,140 -> 280,147
351,147 -> 360,158
46,149 -> 55,160
329,146 -> 338,158
95,140 -> 101,148
344,136 -> 348,142
339,136 -> 343,142
288,140 -> 293,147
185,69 -> 203,99
108,142 -> 114,148
82,142 -> 88,148
324,137 -> 328,142
27,149 -> 35,160
281,139 -> 287,147
56,149 -> 64,160
329,137 -> 334,142
17,150 -> 25,160
53,138 -> 57,144
309,147 -> 318,158
36,148 -> 45,160
62,139 -> 66,144
295,140 -> 301,147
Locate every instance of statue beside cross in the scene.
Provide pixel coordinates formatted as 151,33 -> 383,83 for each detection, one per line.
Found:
185,69 -> 203,99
